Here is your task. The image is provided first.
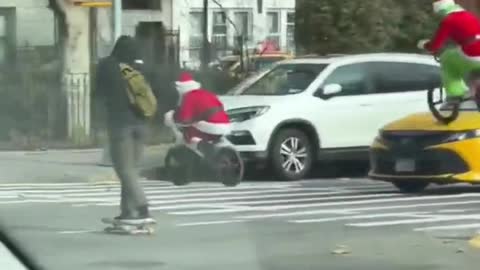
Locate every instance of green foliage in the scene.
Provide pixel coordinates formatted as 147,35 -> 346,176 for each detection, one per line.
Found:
296,0 -> 440,54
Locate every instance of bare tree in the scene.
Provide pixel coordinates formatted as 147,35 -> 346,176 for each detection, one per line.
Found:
49,0 -> 91,145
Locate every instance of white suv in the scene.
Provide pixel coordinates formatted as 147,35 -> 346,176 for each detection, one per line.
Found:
219,53 -> 441,181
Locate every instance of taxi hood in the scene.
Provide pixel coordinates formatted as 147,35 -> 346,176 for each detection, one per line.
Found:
382,112 -> 480,132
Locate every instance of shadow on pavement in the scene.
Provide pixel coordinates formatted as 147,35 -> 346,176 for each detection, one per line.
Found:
141,160 -> 370,182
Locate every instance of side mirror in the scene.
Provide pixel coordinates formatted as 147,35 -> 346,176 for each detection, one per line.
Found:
323,83 -> 342,96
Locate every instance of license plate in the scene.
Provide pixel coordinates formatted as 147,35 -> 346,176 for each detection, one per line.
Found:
395,159 -> 415,172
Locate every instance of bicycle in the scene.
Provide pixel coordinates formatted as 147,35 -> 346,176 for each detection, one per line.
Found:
164,123 -> 244,187
426,54 -> 480,124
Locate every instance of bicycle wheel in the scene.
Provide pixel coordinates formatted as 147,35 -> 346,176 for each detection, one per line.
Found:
213,147 -> 244,187
427,86 -> 460,124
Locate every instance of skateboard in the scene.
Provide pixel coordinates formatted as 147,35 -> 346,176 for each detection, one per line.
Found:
101,218 -> 156,235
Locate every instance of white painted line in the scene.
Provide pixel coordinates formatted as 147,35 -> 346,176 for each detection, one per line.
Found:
172,193 -> 480,215
289,212 -> 430,224
0,197 -> 118,204
347,214 -> 480,227
231,193 -> 401,206
151,204 -> 255,211
0,195 -> 18,199
177,220 -> 245,227
414,223 -> 480,231
168,208 -> 257,215
0,183 -> 88,187
58,230 -> 98,234
28,186 -> 301,198
436,209 -> 468,214
89,191 -> 347,206
237,200 -> 480,219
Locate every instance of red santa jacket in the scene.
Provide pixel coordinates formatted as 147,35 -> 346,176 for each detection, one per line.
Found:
174,89 -> 231,143
426,10 -> 480,57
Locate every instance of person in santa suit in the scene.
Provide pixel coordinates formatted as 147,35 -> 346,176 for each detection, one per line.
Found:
418,0 -> 480,100
164,72 -> 231,156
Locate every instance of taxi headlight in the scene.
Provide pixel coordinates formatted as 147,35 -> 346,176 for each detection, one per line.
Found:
443,130 -> 480,143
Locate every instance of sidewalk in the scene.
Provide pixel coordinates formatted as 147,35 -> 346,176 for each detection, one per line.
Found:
0,145 -> 170,183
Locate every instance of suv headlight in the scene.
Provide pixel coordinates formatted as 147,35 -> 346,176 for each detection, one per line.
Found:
227,106 -> 270,123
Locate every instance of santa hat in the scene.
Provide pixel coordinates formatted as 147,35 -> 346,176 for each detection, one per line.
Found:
175,72 -> 201,95
433,0 -> 463,15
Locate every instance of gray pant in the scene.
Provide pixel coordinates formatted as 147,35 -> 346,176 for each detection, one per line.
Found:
109,125 -> 148,217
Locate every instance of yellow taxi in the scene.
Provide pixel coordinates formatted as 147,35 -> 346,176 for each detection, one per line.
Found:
369,99 -> 480,193
211,53 -> 294,79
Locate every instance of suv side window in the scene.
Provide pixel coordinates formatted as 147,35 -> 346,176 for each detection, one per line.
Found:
371,62 -> 441,93
319,63 -> 375,96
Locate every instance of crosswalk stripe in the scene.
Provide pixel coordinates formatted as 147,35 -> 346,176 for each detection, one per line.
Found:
347,214 -> 480,227
177,220 -> 245,227
237,200 -> 480,219
89,191 -> 345,206
414,223 -> 480,231
169,193 -> 480,216
289,212 -> 430,224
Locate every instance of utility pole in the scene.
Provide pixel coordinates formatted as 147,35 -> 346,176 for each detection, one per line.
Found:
201,0 -> 209,70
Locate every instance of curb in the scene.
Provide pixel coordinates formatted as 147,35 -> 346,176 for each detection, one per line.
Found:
0,144 -> 172,156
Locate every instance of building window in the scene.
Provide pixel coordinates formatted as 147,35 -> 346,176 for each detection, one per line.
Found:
286,12 -> 295,53
0,9 -> 14,66
267,11 -> 280,48
0,15 -> 7,63
189,11 -> 203,65
122,0 -> 161,10
234,11 -> 253,47
212,11 -> 228,55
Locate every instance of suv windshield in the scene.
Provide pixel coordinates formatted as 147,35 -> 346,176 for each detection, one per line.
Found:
240,64 -> 327,96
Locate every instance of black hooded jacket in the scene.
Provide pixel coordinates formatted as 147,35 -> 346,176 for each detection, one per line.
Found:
95,36 -> 147,128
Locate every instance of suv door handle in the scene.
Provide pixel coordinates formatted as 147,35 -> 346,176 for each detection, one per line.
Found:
359,104 -> 372,107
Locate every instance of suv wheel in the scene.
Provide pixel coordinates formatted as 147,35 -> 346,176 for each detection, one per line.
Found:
270,128 -> 314,181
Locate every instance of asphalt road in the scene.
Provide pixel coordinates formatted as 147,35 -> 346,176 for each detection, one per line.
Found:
1,178 -> 480,270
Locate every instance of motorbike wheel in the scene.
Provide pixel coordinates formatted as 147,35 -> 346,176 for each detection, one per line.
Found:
213,147 -> 244,187
164,146 -> 194,186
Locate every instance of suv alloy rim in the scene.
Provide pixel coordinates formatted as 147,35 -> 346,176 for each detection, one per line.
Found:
280,137 -> 308,174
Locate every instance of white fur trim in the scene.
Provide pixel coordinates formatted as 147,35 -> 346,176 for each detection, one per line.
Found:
433,0 -> 457,13
164,110 -> 176,127
176,80 -> 201,95
193,121 -> 232,135
460,48 -> 480,61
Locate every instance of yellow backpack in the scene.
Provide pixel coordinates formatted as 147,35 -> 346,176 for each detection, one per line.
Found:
119,63 -> 158,118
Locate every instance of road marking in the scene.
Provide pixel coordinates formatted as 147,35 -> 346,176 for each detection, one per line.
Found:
237,200 -> 480,219
228,193 -> 401,206
347,214 -> 480,227
151,204 -> 255,211
87,191 -> 346,206
414,223 -> 480,231
177,220 -> 245,227
58,230 -> 98,234
170,194 -> 480,215
289,212 -> 430,224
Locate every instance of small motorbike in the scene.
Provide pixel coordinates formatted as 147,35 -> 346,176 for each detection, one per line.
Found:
163,122 -> 244,187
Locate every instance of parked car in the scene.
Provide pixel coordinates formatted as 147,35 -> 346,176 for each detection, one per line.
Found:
369,99 -> 480,193
210,53 -> 293,79
219,53 -> 441,181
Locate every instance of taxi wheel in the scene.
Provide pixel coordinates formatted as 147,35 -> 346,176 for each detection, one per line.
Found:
393,181 -> 429,193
